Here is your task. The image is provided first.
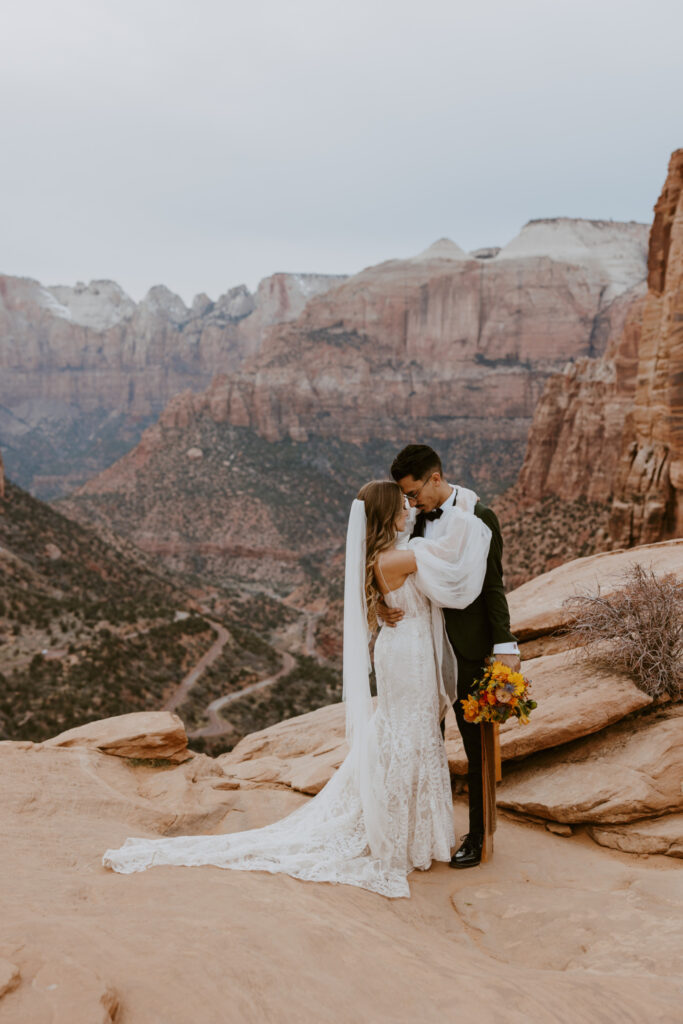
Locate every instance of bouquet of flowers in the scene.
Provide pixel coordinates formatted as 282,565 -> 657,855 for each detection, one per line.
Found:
461,660 -> 537,725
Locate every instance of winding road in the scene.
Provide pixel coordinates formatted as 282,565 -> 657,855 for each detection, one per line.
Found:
161,603 -> 327,741
189,648 -> 296,739
162,619 -> 231,713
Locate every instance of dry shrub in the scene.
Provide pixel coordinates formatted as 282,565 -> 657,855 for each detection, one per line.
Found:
562,563 -> 683,700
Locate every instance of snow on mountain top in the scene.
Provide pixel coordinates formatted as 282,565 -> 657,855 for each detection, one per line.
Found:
46,280 -> 136,331
412,238 -> 469,262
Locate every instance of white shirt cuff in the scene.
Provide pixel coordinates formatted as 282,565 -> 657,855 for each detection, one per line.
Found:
492,642 -> 520,655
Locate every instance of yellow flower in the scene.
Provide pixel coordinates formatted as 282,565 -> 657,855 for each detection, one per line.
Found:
461,695 -> 481,722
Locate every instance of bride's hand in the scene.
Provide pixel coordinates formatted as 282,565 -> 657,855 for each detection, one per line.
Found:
377,598 -> 404,628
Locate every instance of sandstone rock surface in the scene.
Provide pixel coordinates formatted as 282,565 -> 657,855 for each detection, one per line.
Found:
451,870 -> 683,977
28,958 -> 119,1024
507,537 -> 683,642
498,711 -> 683,823
0,721 -> 681,1022
218,701 -> 349,794
588,813 -> 683,858
0,959 -> 20,998
40,710 -> 191,763
446,648 -> 652,774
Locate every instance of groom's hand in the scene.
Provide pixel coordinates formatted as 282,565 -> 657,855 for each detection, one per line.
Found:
377,599 -> 404,628
492,653 -> 522,673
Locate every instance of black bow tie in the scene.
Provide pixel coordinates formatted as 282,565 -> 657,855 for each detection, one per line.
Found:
423,508 -> 443,521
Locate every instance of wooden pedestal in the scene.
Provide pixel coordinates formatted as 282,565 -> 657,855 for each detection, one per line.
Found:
480,722 -> 501,862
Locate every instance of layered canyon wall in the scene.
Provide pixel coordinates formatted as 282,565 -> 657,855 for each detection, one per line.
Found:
0,271 -> 347,495
609,149 -> 683,545
513,149 -> 683,549
219,223 -> 648,448
0,221 -> 648,498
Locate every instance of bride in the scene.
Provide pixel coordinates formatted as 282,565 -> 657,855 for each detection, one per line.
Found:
102,480 -> 491,898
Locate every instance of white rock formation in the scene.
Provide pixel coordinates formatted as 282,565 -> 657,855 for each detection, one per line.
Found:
138,285 -> 189,325
497,217 -> 650,299
412,237 -> 469,261
45,279 -> 136,330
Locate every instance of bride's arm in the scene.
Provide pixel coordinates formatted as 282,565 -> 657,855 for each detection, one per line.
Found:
408,508 -> 491,608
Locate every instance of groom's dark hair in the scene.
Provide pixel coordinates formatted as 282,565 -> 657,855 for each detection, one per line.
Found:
391,444 -> 442,482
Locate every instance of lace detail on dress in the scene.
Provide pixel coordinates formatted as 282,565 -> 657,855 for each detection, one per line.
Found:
102,572 -> 455,898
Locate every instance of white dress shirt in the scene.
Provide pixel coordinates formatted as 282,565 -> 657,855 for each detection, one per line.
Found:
424,484 -> 519,657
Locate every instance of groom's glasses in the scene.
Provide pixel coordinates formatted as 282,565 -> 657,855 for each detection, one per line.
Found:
405,477 -> 430,505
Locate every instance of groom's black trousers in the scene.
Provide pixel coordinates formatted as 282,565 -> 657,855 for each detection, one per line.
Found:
440,652 -> 485,836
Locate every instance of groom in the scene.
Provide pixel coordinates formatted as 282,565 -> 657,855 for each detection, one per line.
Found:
383,444 -> 520,868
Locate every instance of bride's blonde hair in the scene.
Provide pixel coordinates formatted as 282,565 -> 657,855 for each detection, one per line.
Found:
356,480 -> 405,631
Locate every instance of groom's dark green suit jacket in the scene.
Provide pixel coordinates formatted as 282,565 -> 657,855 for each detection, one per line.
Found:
412,499 -> 517,663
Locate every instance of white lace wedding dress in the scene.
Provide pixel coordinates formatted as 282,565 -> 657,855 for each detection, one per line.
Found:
102,569 -> 455,898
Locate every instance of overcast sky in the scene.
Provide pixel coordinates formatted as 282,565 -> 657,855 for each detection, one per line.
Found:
1,0 -> 681,304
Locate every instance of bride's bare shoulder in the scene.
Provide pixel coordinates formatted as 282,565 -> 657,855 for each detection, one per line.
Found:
378,548 -> 404,567
376,547 -> 416,577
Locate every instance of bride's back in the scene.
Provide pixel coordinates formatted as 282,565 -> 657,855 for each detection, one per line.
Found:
377,565 -> 430,623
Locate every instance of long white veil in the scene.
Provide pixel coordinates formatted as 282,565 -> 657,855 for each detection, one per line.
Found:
342,499 -> 373,749
342,499 -> 394,863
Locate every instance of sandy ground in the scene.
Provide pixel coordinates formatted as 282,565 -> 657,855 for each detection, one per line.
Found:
1,740 -> 682,1023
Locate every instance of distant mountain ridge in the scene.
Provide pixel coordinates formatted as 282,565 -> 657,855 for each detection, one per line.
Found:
0,271 -> 347,496
215,218 -> 647,448
52,216 -> 652,616
0,217 -> 648,497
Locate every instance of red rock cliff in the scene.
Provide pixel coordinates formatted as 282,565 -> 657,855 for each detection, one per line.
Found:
219,222 -> 648,446
609,149 -> 683,545
513,149 -> 683,548
515,285 -> 645,504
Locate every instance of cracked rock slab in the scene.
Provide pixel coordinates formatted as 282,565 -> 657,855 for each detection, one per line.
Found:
588,814 -> 683,858
445,647 -> 651,774
0,959 -> 20,998
41,711 -> 191,762
507,538 -> 683,641
498,712 -> 683,823
218,701 -> 349,794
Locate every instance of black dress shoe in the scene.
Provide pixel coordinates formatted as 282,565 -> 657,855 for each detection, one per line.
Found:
449,832 -> 484,868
